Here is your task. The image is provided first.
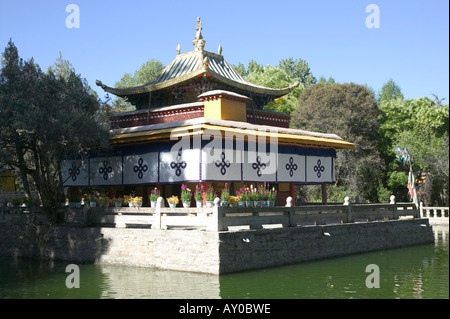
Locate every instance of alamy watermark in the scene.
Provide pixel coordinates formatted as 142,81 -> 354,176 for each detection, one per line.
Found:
65,4 -> 80,29
65,264 -> 80,288
365,264 -> 380,288
170,127 -> 279,175
365,4 -> 380,29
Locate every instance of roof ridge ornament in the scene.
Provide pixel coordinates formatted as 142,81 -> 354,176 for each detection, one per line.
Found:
192,17 -> 205,52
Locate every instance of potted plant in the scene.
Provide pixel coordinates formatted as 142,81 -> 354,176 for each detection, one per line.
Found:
194,184 -> 204,207
205,186 -> 215,207
98,194 -> 110,207
167,195 -> 179,208
181,184 -> 192,208
89,193 -> 98,207
250,185 -> 262,207
259,184 -> 269,207
123,194 -> 132,207
112,197 -> 122,207
238,187 -> 251,207
228,196 -> 239,207
124,194 -> 137,207
149,187 -> 160,208
221,183 -> 230,207
268,186 -> 277,207
236,190 -> 245,208
130,196 -> 143,208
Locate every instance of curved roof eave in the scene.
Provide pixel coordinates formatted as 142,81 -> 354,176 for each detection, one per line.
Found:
96,68 -> 299,98
96,50 -> 300,98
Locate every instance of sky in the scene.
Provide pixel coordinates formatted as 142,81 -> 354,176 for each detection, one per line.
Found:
0,0 -> 448,103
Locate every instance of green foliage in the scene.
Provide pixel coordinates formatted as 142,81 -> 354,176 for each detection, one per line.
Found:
378,79 -> 449,205
377,79 -> 404,104
291,83 -> 384,202
318,76 -> 336,85
112,59 -> 164,112
0,40 -> 110,218
233,57 -> 315,115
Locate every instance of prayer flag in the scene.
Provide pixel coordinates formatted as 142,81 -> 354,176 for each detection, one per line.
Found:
407,169 -> 418,206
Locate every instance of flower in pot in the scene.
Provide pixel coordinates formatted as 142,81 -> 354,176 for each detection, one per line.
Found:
167,195 -> 179,208
123,195 -> 133,207
194,184 -> 205,207
268,187 -> 277,207
258,184 -> 269,207
228,196 -> 239,207
132,196 -> 143,208
181,184 -> 192,208
221,183 -> 230,207
112,197 -> 122,207
89,193 -> 99,207
98,194 -> 110,207
149,187 -> 160,208
205,186 -> 215,207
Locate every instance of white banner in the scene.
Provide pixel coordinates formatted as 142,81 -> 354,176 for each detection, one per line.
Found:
242,150 -> 277,182
159,149 -> 200,183
306,156 -> 334,183
277,154 -> 306,183
201,147 -> 241,181
89,157 -> 123,186
123,153 -> 158,184
62,160 -> 89,187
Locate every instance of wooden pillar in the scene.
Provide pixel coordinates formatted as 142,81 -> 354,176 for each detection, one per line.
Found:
321,184 -> 328,205
289,183 -> 296,206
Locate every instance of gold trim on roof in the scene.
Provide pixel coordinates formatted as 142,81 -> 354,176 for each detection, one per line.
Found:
110,122 -> 354,149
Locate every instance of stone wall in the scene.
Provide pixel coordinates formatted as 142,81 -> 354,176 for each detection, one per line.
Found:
0,216 -> 434,274
217,219 -> 434,273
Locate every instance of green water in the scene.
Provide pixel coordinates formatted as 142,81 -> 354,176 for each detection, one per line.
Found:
0,227 -> 448,299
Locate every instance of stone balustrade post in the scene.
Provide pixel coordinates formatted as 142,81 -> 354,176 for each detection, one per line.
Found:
343,196 -> 350,206
207,198 -> 226,231
390,195 -> 398,219
389,195 -> 396,204
153,197 -> 163,229
285,196 -> 293,207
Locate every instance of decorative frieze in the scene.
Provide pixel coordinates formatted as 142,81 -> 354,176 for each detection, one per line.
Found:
62,144 -> 335,186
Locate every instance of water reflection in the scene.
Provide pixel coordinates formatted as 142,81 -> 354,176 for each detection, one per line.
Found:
0,228 -> 448,299
98,265 -> 220,299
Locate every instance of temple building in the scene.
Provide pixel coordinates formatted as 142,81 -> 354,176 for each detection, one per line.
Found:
62,18 -> 354,205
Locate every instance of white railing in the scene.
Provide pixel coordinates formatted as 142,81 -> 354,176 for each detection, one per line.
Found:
86,197 -> 419,231
420,202 -> 449,219
2,196 -> 422,230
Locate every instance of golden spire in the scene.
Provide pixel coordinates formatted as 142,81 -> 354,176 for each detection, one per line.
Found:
176,43 -> 181,55
218,44 -> 222,55
192,17 -> 205,51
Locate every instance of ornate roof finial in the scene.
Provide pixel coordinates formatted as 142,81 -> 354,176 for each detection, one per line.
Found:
176,43 -> 181,55
203,56 -> 210,69
192,17 -> 205,51
218,44 -> 222,55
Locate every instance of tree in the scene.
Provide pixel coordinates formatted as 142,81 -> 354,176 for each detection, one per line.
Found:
278,57 -> 316,87
318,76 -> 336,86
0,40 -> 110,219
378,89 -> 449,205
291,83 -> 384,202
112,59 -> 164,112
231,57 -> 317,115
377,79 -> 404,104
